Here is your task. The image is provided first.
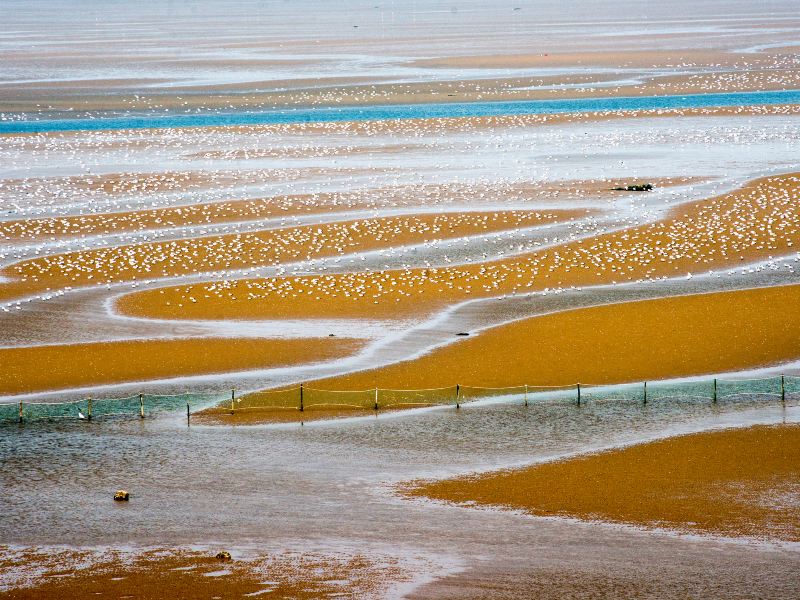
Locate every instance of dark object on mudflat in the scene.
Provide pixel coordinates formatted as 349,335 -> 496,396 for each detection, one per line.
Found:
456,332 -> 470,336
113,490 -> 130,501
613,183 -> 654,192
215,551 -> 232,561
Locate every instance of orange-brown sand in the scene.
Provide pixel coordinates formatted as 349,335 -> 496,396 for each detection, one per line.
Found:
0,337 -> 362,396
310,284 -> 800,390
1,209 -> 583,303
0,547 -> 408,599
406,424 -> 800,542
119,173 -> 800,322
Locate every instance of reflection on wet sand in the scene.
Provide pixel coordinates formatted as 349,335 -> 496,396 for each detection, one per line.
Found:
407,423 -> 800,542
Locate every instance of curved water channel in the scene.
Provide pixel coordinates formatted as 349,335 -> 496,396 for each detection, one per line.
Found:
3,89 -> 800,133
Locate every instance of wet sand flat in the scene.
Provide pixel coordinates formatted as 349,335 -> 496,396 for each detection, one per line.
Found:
1,178 -> 629,243
0,337 -> 362,396
0,209 -> 582,303
1,192 -> 347,242
407,424 -> 800,542
0,547 -> 408,600
309,283 -> 800,390
4,42 -> 799,113
0,165 -> 382,216
119,173 -> 800,321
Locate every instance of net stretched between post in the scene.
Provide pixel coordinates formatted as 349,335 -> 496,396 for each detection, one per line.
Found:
379,386 -> 457,408
717,376 -> 783,400
303,387 -> 375,410
235,387 -> 302,411
578,382 -> 646,404
15,398 -> 89,421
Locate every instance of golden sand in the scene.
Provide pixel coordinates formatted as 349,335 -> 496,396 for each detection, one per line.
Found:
119,173 -> 800,322
0,547 -> 408,599
310,284 -> 800,390
0,337 -> 362,396
407,424 -> 800,542
1,209 -> 584,304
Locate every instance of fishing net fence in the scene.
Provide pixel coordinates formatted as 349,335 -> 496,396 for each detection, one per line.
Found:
2,375 -> 799,423
0,392 -> 219,423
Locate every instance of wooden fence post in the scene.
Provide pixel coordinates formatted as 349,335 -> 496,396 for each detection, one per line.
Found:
139,393 -> 144,419
299,383 -> 304,412
87,396 -> 92,421
374,388 -> 379,411
643,381 -> 647,405
455,384 -> 460,409
577,383 -> 581,406
781,375 -> 785,403
230,388 -> 235,414
713,378 -> 717,404
18,399 -> 23,424
187,402 -> 190,426
524,384 -> 528,407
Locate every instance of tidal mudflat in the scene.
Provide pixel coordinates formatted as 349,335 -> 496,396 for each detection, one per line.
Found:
2,1 -> 800,597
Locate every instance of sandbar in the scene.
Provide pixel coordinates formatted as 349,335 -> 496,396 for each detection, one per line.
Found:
0,336 -> 362,396
309,283 -> 800,390
406,424 -> 800,542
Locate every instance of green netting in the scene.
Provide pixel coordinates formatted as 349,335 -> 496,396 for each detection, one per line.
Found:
18,398 -> 88,421
2,373 -> 796,424
785,376 -> 800,398
0,392 -> 218,423
717,376 -> 783,399
141,393 -> 214,416
0,402 -> 17,422
523,385 -> 581,404
645,379 -> 714,401
579,382 -> 645,404
89,395 -> 142,418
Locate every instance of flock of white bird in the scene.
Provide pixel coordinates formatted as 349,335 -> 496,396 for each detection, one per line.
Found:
124,175 -> 800,316
2,105 -> 800,330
